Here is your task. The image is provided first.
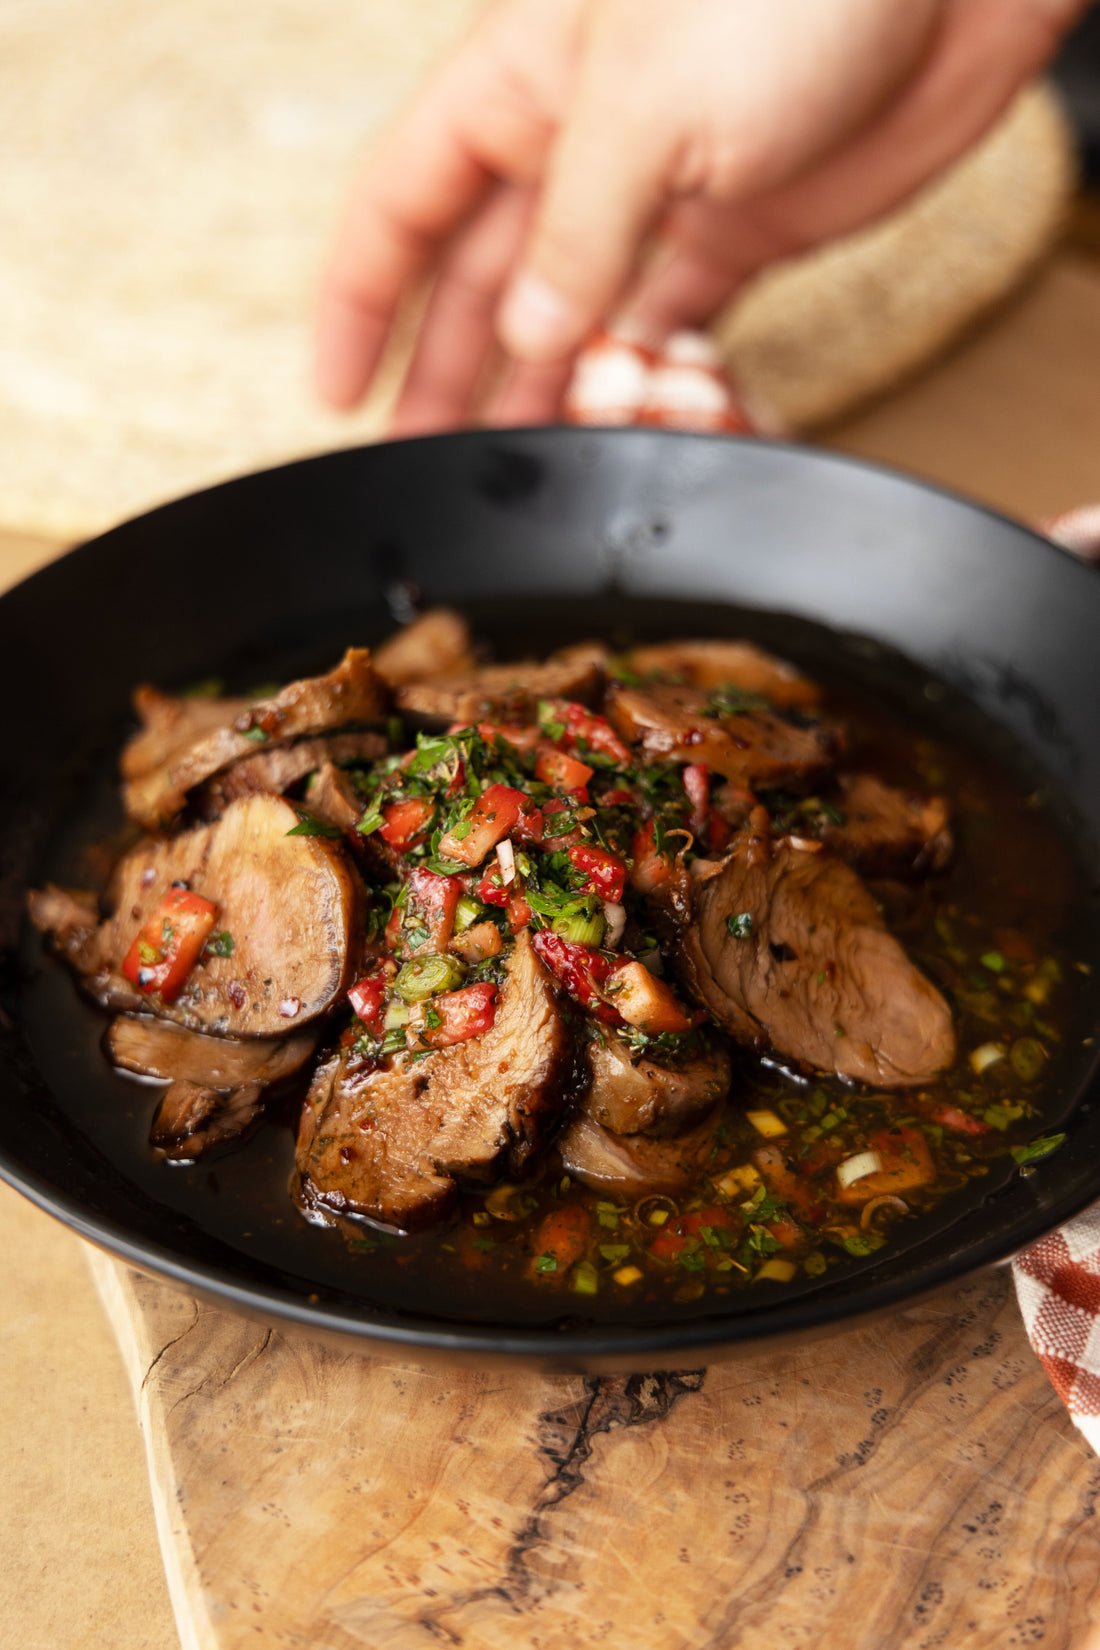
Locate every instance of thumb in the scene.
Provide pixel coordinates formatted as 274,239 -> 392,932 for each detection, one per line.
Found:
497,86 -> 668,363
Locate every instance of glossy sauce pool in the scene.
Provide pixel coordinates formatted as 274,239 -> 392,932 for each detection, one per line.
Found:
18,598 -> 1100,1330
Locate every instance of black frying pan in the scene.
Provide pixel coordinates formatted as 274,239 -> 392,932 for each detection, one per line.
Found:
2,427 -> 1098,1372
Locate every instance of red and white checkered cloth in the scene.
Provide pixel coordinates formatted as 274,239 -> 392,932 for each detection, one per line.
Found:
565,329 -> 1100,1450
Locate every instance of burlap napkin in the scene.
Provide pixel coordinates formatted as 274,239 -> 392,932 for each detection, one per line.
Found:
564,328 -> 1100,1449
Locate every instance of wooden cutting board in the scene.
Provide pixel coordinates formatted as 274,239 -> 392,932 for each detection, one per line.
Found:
89,1249 -> 1100,1650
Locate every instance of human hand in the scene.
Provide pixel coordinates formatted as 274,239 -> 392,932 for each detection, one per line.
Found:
315,0 -> 1085,434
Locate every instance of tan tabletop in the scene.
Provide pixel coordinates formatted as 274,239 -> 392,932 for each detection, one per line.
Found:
5,231 -> 1100,1649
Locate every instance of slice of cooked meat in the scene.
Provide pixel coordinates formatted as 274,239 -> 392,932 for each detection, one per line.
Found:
817,773 -> 952,879
623,639 -> 821,709
304,762 -> 365,833
295,932 -> 573,1231
35,793 -> 361,1037
396,651 -> 603,726
107,1015 -> 316,1159
196,730 -> 385,815
585,1029 -> 731,1136
123,649 -> 388,827
605,681 -> 841,790
148,1080 -> 266,1160
121,685 -> 252,781
26,885 -> 101,974
559,1104 -> 727,1196
372,608 -> 475,686
663,835 -> 955,1087
107,1014 -> 315,1085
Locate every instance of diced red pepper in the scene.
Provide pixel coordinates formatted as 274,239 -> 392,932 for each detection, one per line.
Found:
448,920 -> 503,964
511,802 -> 544,845
453,720 -> 542,753
765,1211 -> 805,1250
531,929 -> 620,1023
401,868 -> 463,955
682,763 -> 710,836
568,844 -> 627,904
539,796 -> 593,850
681,765 -> 731,853
835,1127 -> 937,1205
506,892 -> 534,930
437,783 -> 528,866
379,795 -> 435,851
707,811 -> 732,854
121,888 -> 218,1002
929,1104 -> 992,1139
475,867 -> 508,908
754,1143 -> 825,1222
535,745 -> 594,793
601,787 -> 636,807
542,698 -> 632,765
649,1207 -> 736,1263
348,970 -> 387,1034
530,1204 -> 593,1276
605,959 -> 693,1033
408,981 -> 498,1049
629,821 -> 672,893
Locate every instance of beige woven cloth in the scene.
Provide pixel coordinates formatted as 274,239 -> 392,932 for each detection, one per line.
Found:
0,0 -> 1074,541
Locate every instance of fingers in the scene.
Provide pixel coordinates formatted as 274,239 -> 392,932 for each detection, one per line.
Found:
315,6 -> 562,411
483,358 -> 575,427
497,60 -> 670,363
389,185 -> 535,437
749,0 -> 1084,254
621,199 -> 776,336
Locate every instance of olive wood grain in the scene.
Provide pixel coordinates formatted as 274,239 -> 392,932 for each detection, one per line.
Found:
88,1250 -> 1100,1650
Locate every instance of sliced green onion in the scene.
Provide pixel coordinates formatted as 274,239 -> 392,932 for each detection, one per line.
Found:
1011,1132 -> 1065,1166
453,895 -> 486,933
395,953 -> 466,1002
552,909 -> 606,947
1010,1037 -> 1046,1082
572,1260 -> 599,1296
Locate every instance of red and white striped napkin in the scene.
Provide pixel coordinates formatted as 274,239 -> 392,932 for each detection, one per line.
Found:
564,330 -> 1100,1450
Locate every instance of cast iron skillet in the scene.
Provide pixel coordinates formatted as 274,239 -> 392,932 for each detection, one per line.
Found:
2,427 -> 1099,1372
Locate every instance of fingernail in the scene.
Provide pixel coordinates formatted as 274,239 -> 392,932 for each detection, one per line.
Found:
498,273 -> 580,362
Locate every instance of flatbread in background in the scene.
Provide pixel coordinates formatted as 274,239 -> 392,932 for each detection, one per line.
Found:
0,0 -> 1074,540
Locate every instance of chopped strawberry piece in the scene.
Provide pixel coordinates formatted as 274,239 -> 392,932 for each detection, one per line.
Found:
682,763 -> 710,836
506,893 -> 534,930
605,959 -> 693,1033
649,1207 -> 735,1263
629,821 -> 672,893
568,844 -> 628,904
401,868 -> 463,955
542,698 -> 632,765
535,745 -> 594,792
408,981 -> 498,1049
347,970 -> 387,1034
437,783 -> 528,866
379,796 -> 435,850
